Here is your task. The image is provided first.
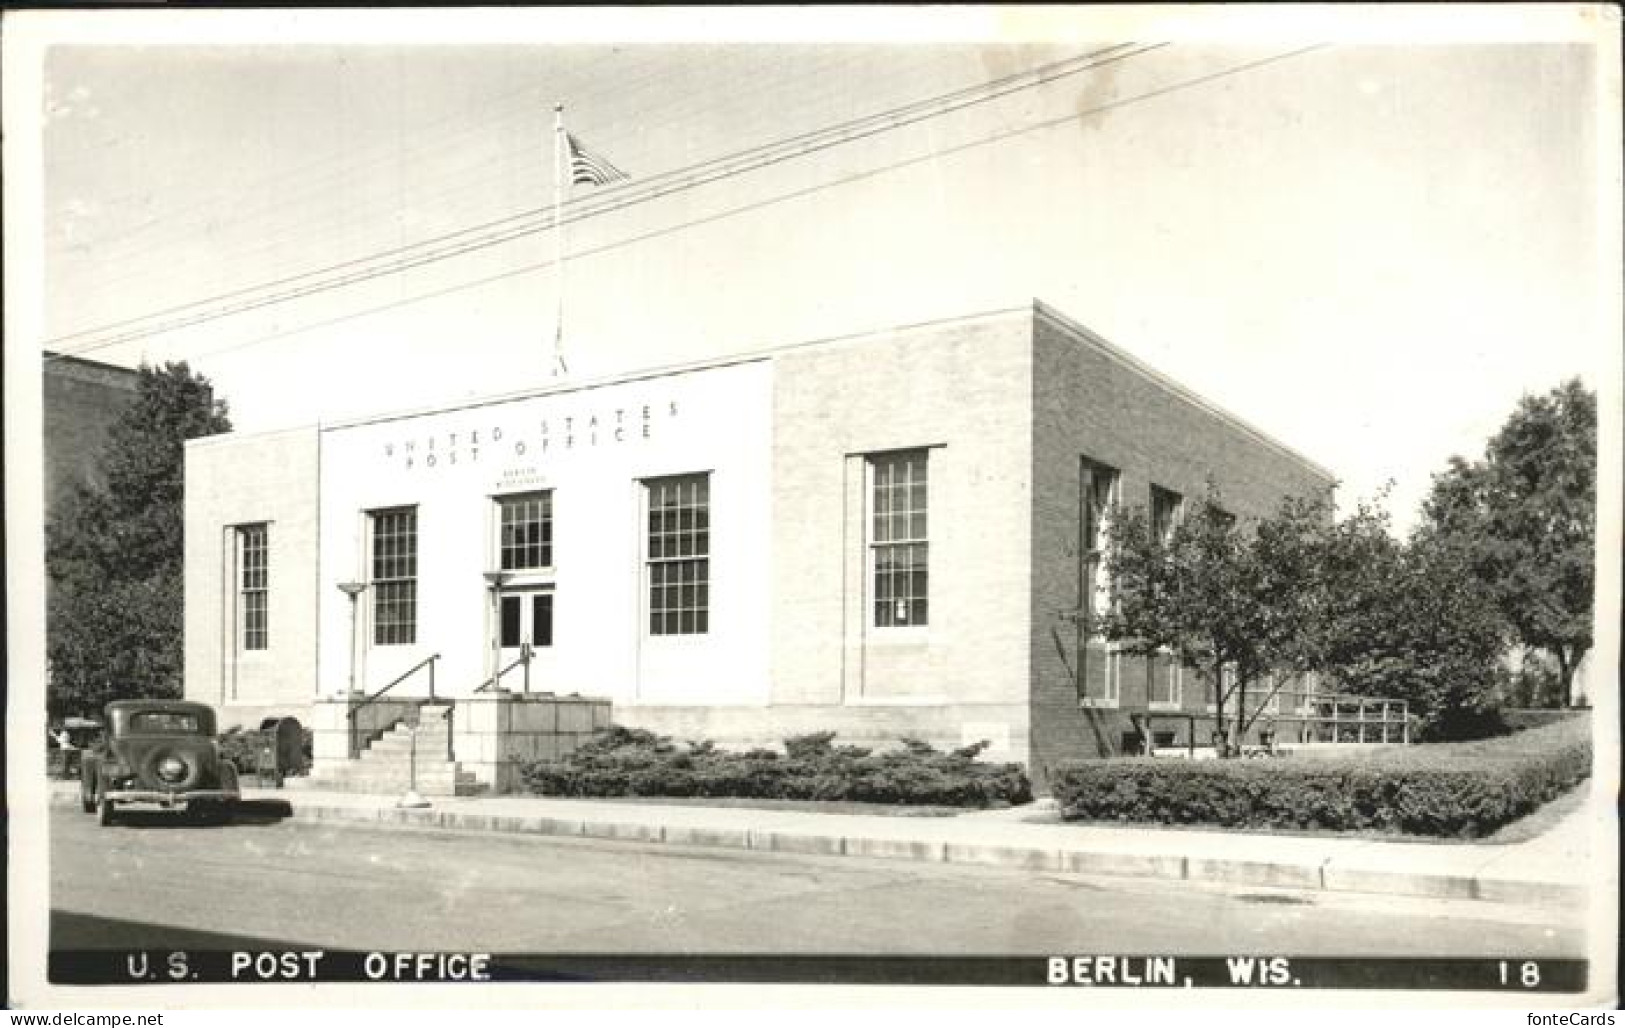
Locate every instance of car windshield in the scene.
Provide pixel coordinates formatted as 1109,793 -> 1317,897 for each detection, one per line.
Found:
127,711 -> 203,734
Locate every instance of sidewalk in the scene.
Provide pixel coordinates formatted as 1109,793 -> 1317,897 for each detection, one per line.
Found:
51,780 -> 1600,906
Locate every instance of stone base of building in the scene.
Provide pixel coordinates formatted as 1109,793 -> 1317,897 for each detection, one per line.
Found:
309,692 -> 611,793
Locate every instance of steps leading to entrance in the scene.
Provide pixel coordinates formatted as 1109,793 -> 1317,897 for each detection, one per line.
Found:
302,706 -> 481,797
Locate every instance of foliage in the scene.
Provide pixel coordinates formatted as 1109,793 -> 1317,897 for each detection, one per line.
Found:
47,363 -> 232,718
1052,715 -> 1591,838
218,725 -> 315,773
1106,486 -> 1513,746
1101,490 -> 1331,756
1306,506 -> 1510,740
1419,380 -> 1596,705
515,727 -> 1032,807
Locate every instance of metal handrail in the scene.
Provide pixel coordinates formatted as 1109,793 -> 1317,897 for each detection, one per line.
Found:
347,652 -> 440,757
473,644 -> 533,695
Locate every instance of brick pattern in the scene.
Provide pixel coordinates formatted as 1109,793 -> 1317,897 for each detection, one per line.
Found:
769,311 -> 1035,711
1026,308 -> 1336,789
42,356 -> 139,520
184,427 -> 322,724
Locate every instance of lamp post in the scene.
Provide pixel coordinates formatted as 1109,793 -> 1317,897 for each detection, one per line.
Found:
337,581 -> 368,697
482,570 -> 511,689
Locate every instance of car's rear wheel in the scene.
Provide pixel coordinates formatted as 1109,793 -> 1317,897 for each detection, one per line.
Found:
79,776 -> 95,814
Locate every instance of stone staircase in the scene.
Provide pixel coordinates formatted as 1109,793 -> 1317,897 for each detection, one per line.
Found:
300,705 -> 480,797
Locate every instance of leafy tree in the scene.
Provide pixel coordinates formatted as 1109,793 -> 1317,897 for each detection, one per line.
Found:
1419,380 -> 1596,705
1102,492 -> 1324,757
1307,507 -> 1508,739
1106,488 -> 1510,748
47,363 -> 231,718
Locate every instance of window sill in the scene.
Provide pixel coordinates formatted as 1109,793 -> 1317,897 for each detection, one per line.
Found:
1147,701 -> 1183,712
1079,698 -> 1120,710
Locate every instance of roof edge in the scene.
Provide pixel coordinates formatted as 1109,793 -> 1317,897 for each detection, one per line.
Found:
1031,299 -> 1338,485
314,304 -> 1033,433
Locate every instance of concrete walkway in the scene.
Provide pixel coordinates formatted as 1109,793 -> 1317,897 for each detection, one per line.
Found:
51,780 -> 1601,906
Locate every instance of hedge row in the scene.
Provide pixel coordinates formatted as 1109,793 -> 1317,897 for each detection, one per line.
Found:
1053,715 -> 1591,838
515,727 -> 1033,807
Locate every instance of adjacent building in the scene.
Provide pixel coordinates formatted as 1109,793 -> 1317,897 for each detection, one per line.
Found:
43,352 -> 140,520
183,301 -> 1334,789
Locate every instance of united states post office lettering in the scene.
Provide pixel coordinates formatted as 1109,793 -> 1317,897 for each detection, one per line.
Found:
383,399 -> 681,470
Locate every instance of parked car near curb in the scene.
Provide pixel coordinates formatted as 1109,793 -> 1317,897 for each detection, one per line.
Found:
79,699 -> 240,826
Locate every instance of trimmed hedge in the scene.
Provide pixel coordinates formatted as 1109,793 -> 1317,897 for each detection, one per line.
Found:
1053,715 -> 1591,838
515,727 -> 1032,807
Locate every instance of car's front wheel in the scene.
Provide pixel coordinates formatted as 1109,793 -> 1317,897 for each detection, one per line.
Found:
79,776 -> 95,814
96,787 -> 116,827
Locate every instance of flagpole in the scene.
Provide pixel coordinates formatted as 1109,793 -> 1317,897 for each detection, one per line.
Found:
552,102 -> 568,377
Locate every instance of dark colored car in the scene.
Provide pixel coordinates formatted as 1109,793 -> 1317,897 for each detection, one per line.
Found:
79,700 -> 240,826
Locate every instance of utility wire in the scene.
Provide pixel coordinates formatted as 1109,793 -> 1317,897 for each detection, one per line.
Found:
47,43 -> 1151,358
153,44 -> 1333,368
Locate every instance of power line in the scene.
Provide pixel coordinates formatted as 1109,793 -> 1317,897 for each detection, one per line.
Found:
47,43 -> 1152,358
147,44 -> 1334,368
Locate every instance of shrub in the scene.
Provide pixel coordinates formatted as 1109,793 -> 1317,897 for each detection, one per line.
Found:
218,726 -> 260,772
515,727 -> 1032,807
1052,715 -> 1591,838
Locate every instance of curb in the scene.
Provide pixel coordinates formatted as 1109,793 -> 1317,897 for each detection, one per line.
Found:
50,791 -> 1584,906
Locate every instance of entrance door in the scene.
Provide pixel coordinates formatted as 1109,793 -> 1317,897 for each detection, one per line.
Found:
498,587 -> 554,689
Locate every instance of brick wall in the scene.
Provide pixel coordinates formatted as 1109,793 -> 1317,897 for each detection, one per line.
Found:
42,355 -> 139,519
1026,304 -> 1335,789
184,426 -> 322,726
767,310 -> 1036,754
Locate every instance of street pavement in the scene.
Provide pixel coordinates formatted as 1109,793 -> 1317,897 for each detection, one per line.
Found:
48,806 -> 1585,957
45,779 -> 1604,906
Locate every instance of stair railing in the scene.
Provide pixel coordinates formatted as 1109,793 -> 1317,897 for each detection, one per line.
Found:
348,652 -> 440,758
472,643 -> 534,695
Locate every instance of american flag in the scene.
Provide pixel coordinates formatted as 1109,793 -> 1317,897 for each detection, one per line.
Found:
567,133 -> 628,187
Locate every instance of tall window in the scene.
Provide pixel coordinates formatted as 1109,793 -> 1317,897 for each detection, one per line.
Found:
370,507 -> 417,646
499,492 -> 553,571
237,524 -> 268,651
646,474 -> 709,635
1080,458 -> 1120,628
871,449 -> 929,628
1151,485 -> 1183,545
1148,651 -> 1182,707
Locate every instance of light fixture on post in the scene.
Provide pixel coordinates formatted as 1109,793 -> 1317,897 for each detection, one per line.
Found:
336,581 -> 368,697
482,571 -> 511,689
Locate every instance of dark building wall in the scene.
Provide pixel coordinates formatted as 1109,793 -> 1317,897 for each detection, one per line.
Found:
43,354 -> 140,520
1025,304 -> 1335,789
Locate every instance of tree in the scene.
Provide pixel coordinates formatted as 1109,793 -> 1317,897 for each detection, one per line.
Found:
47,362 -> 231,718
1101,492 -> 1323,757
1419,380 -> 1596,705
1106,488 -> 1510,748
1306,504 -> 1509,739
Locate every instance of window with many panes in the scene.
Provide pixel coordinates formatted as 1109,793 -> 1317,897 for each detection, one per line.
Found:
370,507 -> 417,646
1080,458 -> 1120,630
1151,485 -> 1183,546
646,474 -> 709,635
498,492 -> 553,571
870,449 -> 928,628
238,524 -> 268,651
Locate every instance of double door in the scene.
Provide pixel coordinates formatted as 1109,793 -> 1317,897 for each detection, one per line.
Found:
498,586 -> 554,676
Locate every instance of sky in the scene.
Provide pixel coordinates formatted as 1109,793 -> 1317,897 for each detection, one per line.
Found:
11,7 -> 1620,535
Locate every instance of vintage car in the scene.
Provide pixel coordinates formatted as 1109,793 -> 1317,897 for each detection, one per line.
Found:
79,699 -> 240,826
